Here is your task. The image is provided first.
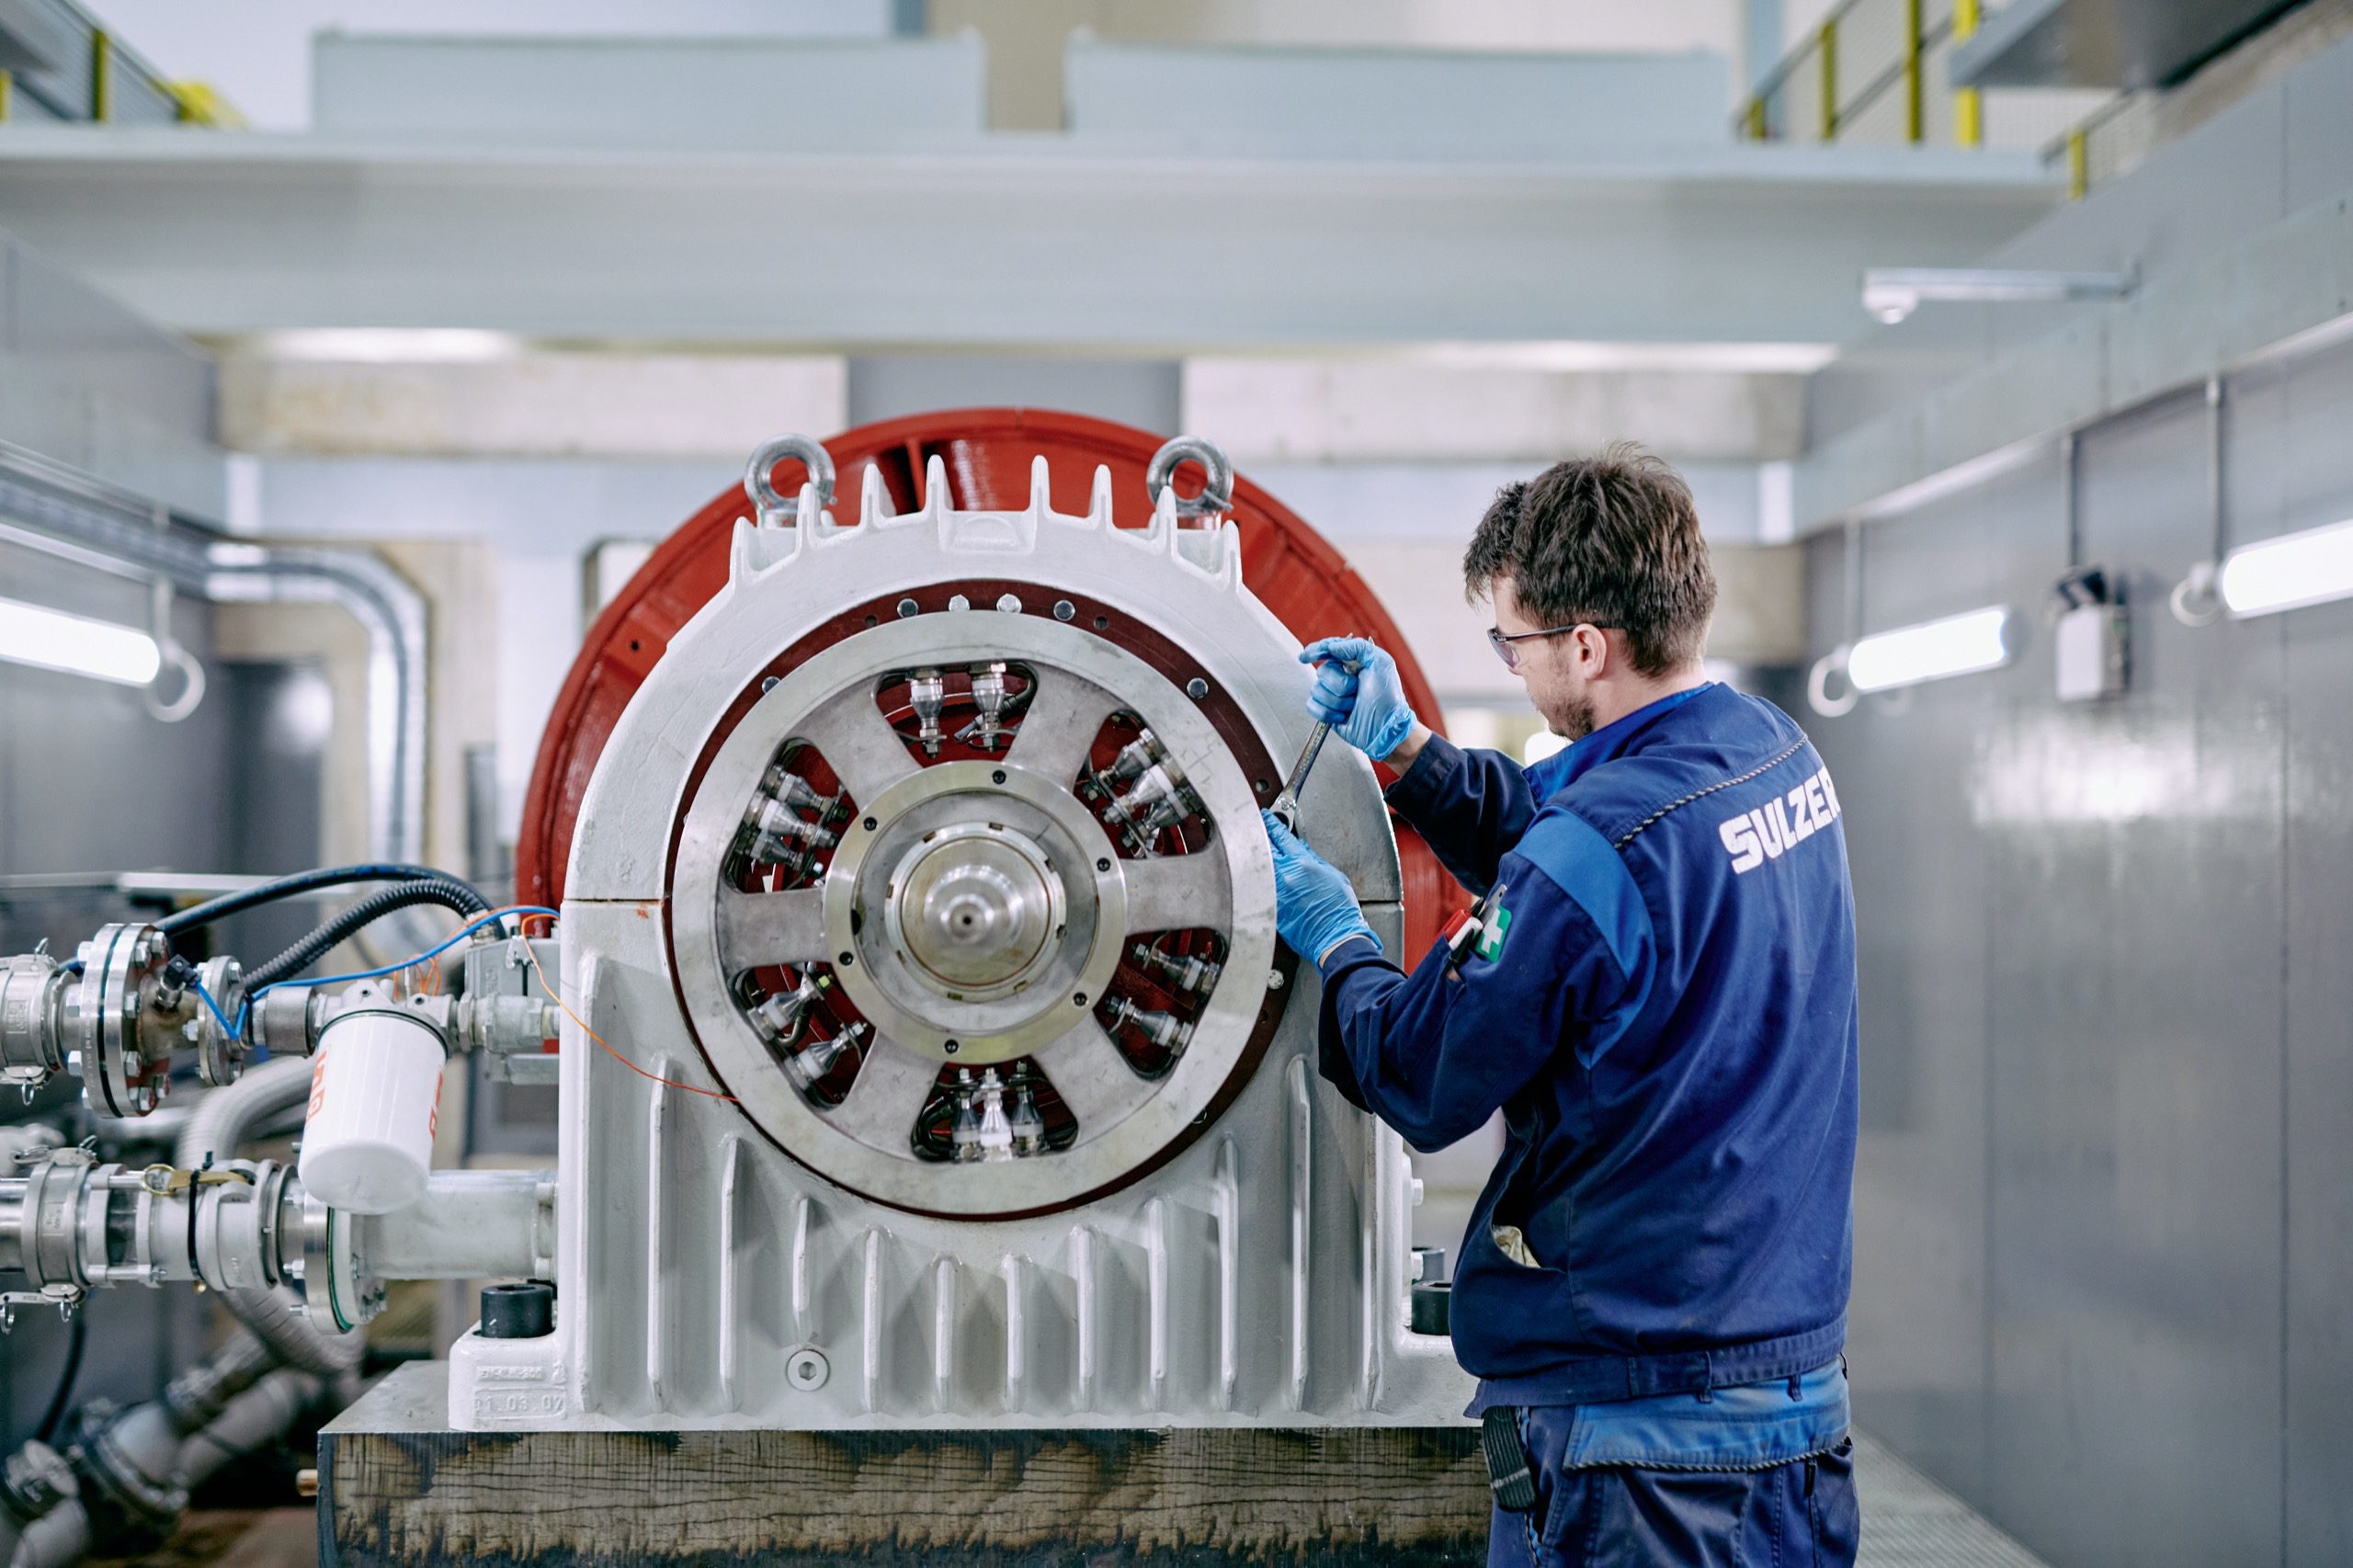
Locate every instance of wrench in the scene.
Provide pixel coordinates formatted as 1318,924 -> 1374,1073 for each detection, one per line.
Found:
1267,650 -> 1358,834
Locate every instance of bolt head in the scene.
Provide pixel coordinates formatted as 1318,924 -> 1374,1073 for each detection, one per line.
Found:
1186,677 -> 1210,699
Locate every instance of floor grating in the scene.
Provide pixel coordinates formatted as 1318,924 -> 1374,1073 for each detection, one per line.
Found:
1855,1431 -> 2053,1567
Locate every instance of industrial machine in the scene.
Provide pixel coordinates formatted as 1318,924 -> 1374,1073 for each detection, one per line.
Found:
0,424 -> 1470,1515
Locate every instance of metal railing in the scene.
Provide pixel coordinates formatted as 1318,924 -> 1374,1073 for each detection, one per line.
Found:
1737,0 -> 2106,157
0,0 -> 242,127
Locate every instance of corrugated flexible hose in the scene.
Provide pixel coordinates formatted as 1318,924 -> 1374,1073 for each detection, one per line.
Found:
176,1058 -> 367,1376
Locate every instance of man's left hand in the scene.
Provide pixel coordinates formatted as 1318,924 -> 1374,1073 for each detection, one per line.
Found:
1261,810 -> 1378,964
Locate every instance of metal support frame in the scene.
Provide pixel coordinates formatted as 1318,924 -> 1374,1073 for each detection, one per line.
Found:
1954,0 -> 1984,146
1904,0 -> 1926,143
1819,18 -> 1840,141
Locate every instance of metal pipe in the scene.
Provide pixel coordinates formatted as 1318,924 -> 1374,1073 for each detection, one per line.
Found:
0,440 -> 428,864
358,1169 -> 554,1280
0,1176 -> 25,1274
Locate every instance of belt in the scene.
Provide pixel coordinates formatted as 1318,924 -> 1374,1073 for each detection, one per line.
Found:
1464,1317 -> 1847,1414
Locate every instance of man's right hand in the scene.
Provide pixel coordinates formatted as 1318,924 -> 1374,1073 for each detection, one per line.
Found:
1300,636 -> 1423,766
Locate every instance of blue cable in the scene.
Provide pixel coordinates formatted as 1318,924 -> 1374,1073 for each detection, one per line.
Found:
197,906 -> 560,1040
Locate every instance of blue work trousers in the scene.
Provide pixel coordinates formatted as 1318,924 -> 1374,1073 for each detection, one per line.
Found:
1487,1409 -> 1859,1567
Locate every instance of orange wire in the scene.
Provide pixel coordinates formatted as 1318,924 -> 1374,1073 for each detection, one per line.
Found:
515,913 -> 738,1103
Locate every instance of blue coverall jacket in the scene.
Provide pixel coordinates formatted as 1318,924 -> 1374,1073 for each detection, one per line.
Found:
1314,682 -> 1859,1412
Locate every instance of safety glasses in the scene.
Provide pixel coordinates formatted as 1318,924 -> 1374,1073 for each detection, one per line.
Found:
1486,622 -> 1611,671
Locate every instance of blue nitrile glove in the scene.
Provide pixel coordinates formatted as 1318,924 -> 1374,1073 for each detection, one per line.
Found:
1262,810 -> 1378,964
1299,636 -> 1416,761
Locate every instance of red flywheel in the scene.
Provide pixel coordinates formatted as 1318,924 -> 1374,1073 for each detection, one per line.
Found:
517,407 -> 1468,959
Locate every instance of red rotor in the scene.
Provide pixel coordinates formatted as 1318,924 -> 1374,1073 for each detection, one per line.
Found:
517,407 -> 1468,960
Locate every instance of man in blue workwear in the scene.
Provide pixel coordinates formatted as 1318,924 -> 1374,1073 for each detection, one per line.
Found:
1261,448 -> 1859,1566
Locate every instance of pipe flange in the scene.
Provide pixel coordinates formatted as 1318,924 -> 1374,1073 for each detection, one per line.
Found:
191,955 -> 245,1087
68,925 -> 174,1118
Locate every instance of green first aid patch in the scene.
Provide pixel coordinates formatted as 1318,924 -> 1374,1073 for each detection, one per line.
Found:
1473,903 -> 1511,961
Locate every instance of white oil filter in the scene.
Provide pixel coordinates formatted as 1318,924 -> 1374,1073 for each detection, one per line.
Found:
298,1002 -> 445,1214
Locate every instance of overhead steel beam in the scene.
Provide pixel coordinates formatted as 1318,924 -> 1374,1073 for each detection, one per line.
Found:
1949,0 -> 2300,91
0,128 -> 2058,351
1792,185 -> 2353,534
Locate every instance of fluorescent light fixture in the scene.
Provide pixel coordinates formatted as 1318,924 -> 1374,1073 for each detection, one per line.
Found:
2217,517 -> 2353,618
1861,267 -> 2135,325
255,328 -> 523,363
0,595 -> 162,687
1406,341 -> 1841,374
1846,606 -> 2012,693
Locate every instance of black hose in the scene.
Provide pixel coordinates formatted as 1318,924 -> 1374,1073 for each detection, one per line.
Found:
241,876 -> 494,994
158,863 -> 487,937
36,1308 -> 86,1441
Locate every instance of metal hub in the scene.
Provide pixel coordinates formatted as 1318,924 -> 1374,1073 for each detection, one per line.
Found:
824,759 -> 1127,1069
889,824 -> 1064,994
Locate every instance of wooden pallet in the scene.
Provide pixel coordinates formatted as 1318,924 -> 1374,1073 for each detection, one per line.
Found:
320,1366 -> 1491,1566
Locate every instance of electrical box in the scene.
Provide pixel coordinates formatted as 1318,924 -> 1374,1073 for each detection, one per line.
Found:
2054,603 -> 2128,701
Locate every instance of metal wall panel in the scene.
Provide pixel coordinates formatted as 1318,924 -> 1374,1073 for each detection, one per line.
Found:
2274,344 -> 2353,1568
1805,330 -> 2353,1564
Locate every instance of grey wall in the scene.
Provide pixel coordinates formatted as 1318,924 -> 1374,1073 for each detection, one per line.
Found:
1808,335 -> 2353,1567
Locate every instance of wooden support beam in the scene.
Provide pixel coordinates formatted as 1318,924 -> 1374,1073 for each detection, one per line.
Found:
321,1369 -> 1490,1566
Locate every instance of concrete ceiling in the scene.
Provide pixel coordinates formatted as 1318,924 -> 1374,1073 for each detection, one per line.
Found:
0,128 -> 2059,352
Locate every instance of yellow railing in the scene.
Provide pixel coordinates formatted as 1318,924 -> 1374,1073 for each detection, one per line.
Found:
1738,0 -> 2102,155
0,0 -> 242,127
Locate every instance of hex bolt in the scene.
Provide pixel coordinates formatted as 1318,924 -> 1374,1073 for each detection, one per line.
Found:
995,593 -> 1022,614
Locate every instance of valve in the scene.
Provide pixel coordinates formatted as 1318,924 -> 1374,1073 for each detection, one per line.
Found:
908,669 -> 946,756
1006,1065 -> 1046,1157
757,766 -> 844,823
741,798 -> 840,866
1103,995 -> 1194,1059
749,972 -> 831,1051
968,662 -> 1008,750
784,1019 -> 868,1095
1131,939 -> 1222,997
1102,757 -> 1199,854
1079,730 -> 1162,802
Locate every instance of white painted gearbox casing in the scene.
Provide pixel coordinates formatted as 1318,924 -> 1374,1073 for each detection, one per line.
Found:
446,456 -> 1472,1430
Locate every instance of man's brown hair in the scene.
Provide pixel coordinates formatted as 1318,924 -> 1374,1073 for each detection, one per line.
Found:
1462,444 -> 1717,677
